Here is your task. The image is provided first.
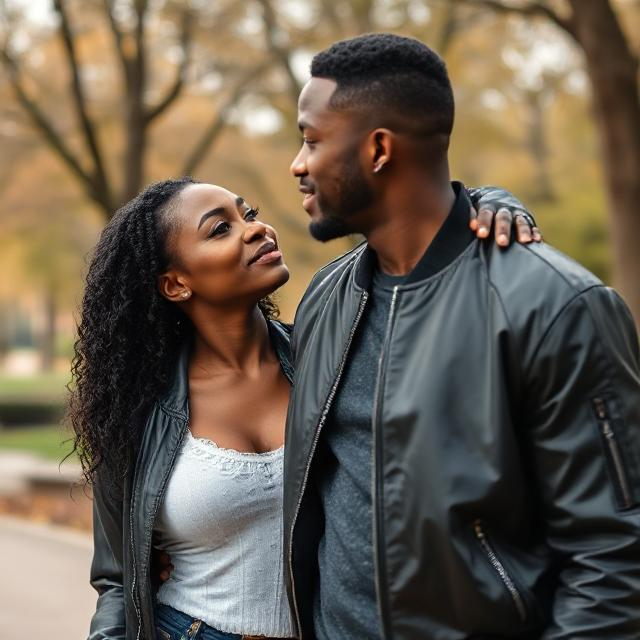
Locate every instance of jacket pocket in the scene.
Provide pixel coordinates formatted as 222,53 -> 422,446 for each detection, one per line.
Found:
473,519 -> 528,623
593,397 -> 640,511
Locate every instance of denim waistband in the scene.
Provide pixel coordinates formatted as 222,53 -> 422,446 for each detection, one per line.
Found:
155,603 -> 242,640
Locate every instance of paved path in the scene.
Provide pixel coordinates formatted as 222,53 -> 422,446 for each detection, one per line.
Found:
0,451 -> 81,496
0,515 -> 96,638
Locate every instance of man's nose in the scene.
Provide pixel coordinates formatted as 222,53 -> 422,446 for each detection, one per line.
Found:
290,147 -> 307,177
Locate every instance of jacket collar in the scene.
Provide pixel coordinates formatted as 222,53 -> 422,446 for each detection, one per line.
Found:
159,318 -> 294,417
354,181 -> 473,289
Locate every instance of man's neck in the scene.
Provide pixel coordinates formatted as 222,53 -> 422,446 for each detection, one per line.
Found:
366,181 -> 456,276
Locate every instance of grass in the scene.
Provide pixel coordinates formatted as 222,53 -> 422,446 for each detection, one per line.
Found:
0,373 -> 70,400
0,424 -> 76,461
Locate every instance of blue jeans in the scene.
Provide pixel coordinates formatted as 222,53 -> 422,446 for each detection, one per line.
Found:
155,603 -> 242,640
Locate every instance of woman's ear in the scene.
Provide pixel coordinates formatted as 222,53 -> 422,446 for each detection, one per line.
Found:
368,128 -> 393,174
158,271 -> 191,302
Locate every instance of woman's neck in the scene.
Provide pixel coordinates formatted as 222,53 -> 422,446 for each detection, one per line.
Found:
189,305 -> 273,378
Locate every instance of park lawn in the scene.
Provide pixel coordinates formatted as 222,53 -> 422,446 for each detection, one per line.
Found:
0,425 -> 76,461
0,373 -> 70,400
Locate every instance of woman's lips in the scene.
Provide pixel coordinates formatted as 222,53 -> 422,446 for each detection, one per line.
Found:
252,249 -> 283,265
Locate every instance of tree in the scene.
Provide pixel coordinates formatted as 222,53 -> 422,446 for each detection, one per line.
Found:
0,0 -> 268,219
450,0 -> 640,326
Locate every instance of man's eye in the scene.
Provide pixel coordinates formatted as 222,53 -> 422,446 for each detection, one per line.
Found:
303,137 -> 316,146
208,221 -> 230,237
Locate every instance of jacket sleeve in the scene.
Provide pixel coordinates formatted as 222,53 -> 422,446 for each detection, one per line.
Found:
468,185 -> 536,225
525,286 -> 640,638
88,478 -> 127,640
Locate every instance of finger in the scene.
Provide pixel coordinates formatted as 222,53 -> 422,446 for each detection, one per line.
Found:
514,212 -> 533,244
532,227 -> 543,243
160,570 -> 170,582
469,204 -> 479,231
475,206 -> 494,239
494,207 -> 513,247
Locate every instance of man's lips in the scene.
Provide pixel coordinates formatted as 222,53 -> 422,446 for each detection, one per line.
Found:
299,185 -> 316,212
248,240 -> 282,266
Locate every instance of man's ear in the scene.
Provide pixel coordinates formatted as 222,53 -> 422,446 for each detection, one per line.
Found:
158,271 -> 191,302
368,128 -> 393,174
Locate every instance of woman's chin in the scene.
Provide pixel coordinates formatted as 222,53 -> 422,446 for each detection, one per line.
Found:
254,263 -> 290,299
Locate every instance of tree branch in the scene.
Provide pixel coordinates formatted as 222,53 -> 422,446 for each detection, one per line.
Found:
451,0 -> 577,39
52,0 -> 112,206
0,48 -> 107,209
255,0 -> 302,109
102,0 -> 131,84
145,9 -> 192,124
133,0 -> 147,79
182,63 -> 269,175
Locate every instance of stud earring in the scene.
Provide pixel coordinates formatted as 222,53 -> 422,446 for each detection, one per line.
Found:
373,161 -> 386,174
181,290 -> 191,299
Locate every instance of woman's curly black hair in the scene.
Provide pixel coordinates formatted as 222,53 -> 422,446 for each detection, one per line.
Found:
68,178 -> 278,490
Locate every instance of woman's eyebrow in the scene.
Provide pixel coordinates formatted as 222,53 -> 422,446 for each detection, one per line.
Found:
197,207 -> 225,229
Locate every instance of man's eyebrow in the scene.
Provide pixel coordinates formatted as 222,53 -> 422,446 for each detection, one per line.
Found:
197,207 -> 225,230
236,196 -> 245,207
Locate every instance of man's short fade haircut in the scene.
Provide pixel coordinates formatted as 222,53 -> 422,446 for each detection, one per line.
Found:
311,33 -> 454,136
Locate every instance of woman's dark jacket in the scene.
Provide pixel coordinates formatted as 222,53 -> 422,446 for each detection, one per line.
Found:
88,320 -> 294,640
283,184 -> 640,639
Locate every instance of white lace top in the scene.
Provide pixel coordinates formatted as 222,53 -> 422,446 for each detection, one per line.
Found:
154,430 -> 295,637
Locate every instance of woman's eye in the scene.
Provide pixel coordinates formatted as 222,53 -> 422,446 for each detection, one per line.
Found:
244,207 -> 259,221
303,137 -> 315,146
208,221 -> 230,237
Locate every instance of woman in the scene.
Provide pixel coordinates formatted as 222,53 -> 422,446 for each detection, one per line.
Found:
70,178 -> 535,640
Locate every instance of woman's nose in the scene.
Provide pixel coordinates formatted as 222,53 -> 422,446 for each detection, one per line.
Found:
243,220 -> 269,243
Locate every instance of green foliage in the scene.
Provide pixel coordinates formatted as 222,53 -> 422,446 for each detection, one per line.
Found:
0,373 -> 69,399
0,425 -> 74,461
0,373 -> 68,427
533,185 -> 611,284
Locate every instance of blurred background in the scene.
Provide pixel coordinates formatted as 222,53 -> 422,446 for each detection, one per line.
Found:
0,0 -> 638,635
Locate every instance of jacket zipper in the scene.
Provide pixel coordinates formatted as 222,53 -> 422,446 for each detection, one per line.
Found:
287,291 -> 369,639
593,397 -> 634,509
473,520 -> 527,622
129,497 -> 143,640
132,418 -> 190,640
372,286 -> 399,639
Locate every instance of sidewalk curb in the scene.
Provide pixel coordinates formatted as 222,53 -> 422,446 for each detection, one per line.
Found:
0,513 -> 92,549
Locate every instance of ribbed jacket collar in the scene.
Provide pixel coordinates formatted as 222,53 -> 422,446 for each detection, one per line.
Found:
354,181 -> 473,289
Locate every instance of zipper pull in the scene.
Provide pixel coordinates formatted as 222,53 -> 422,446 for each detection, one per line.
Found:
593,397 -> 608,420
593,398 -> 615,438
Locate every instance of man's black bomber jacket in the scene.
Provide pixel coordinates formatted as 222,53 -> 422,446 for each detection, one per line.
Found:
283,183 -> 640,639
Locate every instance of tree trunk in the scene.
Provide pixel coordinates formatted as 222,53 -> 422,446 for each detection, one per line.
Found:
526,88 -> 555,203
123,91 -> 146,204
568,0 -> 640,328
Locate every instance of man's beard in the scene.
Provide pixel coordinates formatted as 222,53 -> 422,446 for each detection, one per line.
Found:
309,151 -> 374,242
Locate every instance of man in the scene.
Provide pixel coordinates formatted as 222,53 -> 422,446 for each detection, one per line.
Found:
284,33 -> 640,639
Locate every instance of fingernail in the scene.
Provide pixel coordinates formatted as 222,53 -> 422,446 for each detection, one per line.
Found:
498,234 -> 508,245
478,227 -> 488,237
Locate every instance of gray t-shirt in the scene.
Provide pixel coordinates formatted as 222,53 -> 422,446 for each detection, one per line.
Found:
313,268 -> 405,639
